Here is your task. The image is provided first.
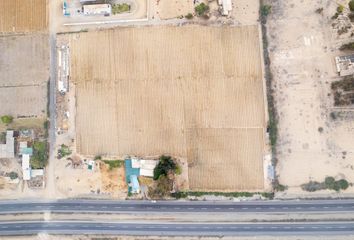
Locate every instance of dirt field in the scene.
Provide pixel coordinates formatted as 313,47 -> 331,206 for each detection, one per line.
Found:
0,0 -> 48,33
155,0 -> 194,19
69,25 -> 266,191
267,0 -> 354,195
0,34 -> 49,118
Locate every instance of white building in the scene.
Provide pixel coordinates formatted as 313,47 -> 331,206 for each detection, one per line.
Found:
57,45 -> 70,93
218,0 -> 232,16
22,154 -> 31,181
335,55 -> 354,76
0,131 -> 14,158
83,4 -> 111,16
131,158 -> 158,177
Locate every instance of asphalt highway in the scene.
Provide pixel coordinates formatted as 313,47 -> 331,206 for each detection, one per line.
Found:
0,199 -> 353,214
0,221 -> 353,236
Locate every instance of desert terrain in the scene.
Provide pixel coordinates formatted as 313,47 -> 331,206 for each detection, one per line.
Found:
0,0 -> 48,34
67,25 -> 266,191
267,0 -> 354,195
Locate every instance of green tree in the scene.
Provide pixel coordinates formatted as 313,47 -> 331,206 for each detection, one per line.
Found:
350,0 -> 354,11
260,5 -> 272,17
195,3 -> 209,16
1,115 -> 13,124
153,155 -> 177,180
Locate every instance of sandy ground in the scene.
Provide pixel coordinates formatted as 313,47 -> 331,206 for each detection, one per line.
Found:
0,0 -> 48,33
155,0 -> 194,20
231,0 -> 259,25
67,25 -> 266,191
267,0 -> 354,195
0,34 -> 49,118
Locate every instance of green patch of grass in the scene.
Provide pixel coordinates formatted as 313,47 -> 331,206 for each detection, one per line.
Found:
1,115 -> 13,124
30,141 -> 48,169
112,3 -> 130,14
103,160 -> 124,170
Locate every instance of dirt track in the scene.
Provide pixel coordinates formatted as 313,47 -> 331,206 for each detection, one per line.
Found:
0,0 -> 48,33
69,25 -> 266,191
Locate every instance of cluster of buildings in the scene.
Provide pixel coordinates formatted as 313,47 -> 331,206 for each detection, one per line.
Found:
63,0 -> 112,17
0,130 -> 44,183
125,158 -> 159,194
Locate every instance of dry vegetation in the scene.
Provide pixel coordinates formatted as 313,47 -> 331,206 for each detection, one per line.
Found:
0,0 -> 48,33
68,25 -> 266,191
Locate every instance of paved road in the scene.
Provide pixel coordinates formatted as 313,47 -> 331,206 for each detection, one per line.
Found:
0,221 -> 352,236
0,199 -> 353,214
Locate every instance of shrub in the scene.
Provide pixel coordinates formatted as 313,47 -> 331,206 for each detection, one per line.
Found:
148,175 -> 173,199
112,3 -> 130,14
57,144 -> 72,159
94,155 -> 102,160
337,4 -> 344,14
260,5 -> 272,17
337,179 -> 349,190
195,3 -> 209,16
340,42 -> 354,50
324,176 -> 336,189
9,172 -> 18,180
349,0 -> 354,11
315,8 -> 323,14
301,181 -> 325,192
273,180 -> 287,192
185,13 -> 194,19
1,115 -> 13,124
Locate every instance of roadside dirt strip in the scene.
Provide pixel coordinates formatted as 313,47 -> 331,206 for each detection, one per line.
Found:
68,25 -> 266,191
0,0 -> 48,34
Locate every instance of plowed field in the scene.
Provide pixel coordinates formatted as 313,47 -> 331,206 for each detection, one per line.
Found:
0,0 -> 48,33
69,25 -> 266,191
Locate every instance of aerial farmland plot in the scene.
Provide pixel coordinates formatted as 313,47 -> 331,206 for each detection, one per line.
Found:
68,25 -> 267,191
0,0 -> 48,34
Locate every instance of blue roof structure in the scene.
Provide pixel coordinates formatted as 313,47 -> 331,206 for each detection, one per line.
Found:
20,147 -> 33,156
125,159 -> 140,193
130,175 -> 140,193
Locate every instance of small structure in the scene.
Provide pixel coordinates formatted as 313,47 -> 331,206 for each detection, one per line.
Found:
0,131 -> 15,158
218,0 -> 232,16
129,175 -> 140,193
57,45 -> 70,93
335,55 -> 354,76
88,160 -> 95,171
31,169 -> 44,178
22,154 -> 31,181
131,158 -> 158,177
83,4 -> 111,16
19,142 -> 33,156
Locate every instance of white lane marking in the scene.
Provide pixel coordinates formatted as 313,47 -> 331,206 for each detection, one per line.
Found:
188,208 -> 194,210
228,208 -> 234,210
242,208 -> 248,210
114,206 -> 121,209
174,207 -> 180,210
201,208 -> 207,210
